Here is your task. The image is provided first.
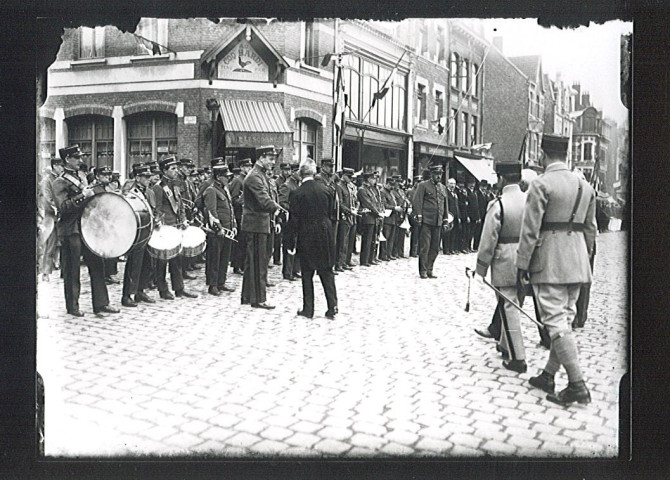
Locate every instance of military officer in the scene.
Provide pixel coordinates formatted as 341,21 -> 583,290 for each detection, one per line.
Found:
51,145 -> 119,317
475,162 -> 528,373
335,168 -> 357,271
240,146 -> 282,309
266,166 -> 281,280
230,159 -> 253,274
412,165 -> 451,279
380,176 -> 402,261
391,175 -> 409,259
121,164 -> 156,306
272,162 -> 292,266
517,134 -> 597,406
278,163 -> 302,281
356,172 -> 384,267
203,160 -> 237,295
152,156 -> 198,300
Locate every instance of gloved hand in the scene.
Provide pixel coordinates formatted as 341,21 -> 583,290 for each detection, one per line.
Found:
274,223 -> 281,234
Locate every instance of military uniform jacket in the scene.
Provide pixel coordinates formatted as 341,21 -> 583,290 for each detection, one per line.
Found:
315,172 -> 340,222
278,174 -> 300,210
516,162 -> 597,284
381,186 -> 398,225
357,183 -> 384,225
392,188 -> 409,226
476,184 -> 526,287
336,181 -> 358,226
39,171 -> 59,219
152,177 -> 185,226
52,166 -> 90,238
412,180 -> 449,227
204,180 -> 236,230
241,164 -> 280,234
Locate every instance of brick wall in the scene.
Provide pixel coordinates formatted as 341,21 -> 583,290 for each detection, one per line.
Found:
482,48 -> 528,163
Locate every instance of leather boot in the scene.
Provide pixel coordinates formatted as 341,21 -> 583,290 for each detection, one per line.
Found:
529,371 -> 556,394
546,380 -> 591,406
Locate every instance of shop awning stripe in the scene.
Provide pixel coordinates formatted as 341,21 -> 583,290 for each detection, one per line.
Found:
454,155 -> 498,185
219,100 -> 292,133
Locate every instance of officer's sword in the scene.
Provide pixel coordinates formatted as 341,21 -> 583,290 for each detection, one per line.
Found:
467,268 -> 545,329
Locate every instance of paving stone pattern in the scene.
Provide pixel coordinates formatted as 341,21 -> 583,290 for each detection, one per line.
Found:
37,232 -> 628,458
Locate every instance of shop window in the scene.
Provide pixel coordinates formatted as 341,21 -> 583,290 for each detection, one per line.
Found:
127,112 -> 177,168
135,18 -> 168,55
450,53 -> 459,89
293,118 -> 318,163
301,21 -> 318,67
39,117 -> 56,160
67,115 -> 114,168
80,27 -> 105,59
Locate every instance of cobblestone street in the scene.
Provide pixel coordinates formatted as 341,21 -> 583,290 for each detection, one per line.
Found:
36,231 -> 628,458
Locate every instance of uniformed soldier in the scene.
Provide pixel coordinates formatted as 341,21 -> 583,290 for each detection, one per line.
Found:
335,168 -> 357,271
475,162 -> 528,373
412,165 -> 451,279
266,167 -> 281,282
240,146 -> 282,309
517,134 -> 597,406
203,160 -> 237,295
391,175 -> 410,259
51,146 -> 119,317
152,156 -> 198,300
272,162 -> 292,266
38,156 -> 64,281
380,176 -> 402,261
278,163 -> 302,281
121,164 -> 156,306
356,172 -> 384,267
229,159 -> 253,274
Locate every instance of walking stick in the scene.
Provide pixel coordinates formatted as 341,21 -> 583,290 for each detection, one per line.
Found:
464,267 -> 474,312
478,276 -> 545,329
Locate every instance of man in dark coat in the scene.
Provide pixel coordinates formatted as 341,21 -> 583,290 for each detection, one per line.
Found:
356,172 -> 384,267
286,157 -> 338,319
335,168 -> 357,271
473,180 -> 490,250
273,162 -> 292,265
456,182 -> 470,252
229,159 -> 253,274
380,176 -> 401,261
466,180 -> 481,251
240,147 -> 281,309
412,165 -> 451,278
444,178 -> 461,254
392,176 -> 410,258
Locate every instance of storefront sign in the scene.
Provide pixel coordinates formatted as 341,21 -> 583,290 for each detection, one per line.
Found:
225,131 -> 290,147
218,40 -> 269,82
183,116 -> 197,125
418,143 -> 450,157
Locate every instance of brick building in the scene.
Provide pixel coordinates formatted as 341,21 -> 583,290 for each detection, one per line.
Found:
39,18 -> 337,179
542,73 -> 576,167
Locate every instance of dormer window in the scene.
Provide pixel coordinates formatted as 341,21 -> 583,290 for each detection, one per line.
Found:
79,27 -> 105,59
135,18 -> 169,55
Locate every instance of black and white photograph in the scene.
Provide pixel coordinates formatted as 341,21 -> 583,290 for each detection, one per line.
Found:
34,16 -> 632,461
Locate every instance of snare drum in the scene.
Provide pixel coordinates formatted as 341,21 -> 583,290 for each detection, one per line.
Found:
80,192 -> 153,258
146,225 -> 182,260
181,226 -> 206,257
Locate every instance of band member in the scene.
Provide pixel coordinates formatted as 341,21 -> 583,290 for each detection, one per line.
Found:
38,156 -> 64,281
230,159 -> 253,274
152,156 -> 198,300
286,158 -> 338,319
474,162 -> 528,373
412,165 -> 451,279
241,146 -> 281,309
380,176 -> 401,261
51,145 -> 119,317
273,163 -> 292,266
88,166 -> 120,284
392,175 -> 410,259
279,163 -> 302,281
121,164 -> 156,306
517,134 -> 597,406
444,178 -> 461,254
204,160 -> 237,295
335,168 -> 357,271
357,172 -> 384,267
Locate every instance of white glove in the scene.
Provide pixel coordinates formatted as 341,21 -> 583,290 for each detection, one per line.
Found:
274,223 -> 281,234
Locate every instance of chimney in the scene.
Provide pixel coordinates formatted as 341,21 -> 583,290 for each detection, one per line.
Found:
493,36 -> 503,52
583,92 -> 591,107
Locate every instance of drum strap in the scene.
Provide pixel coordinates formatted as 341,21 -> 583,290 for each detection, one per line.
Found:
163,184 -> 180,215
62,172 -> 85,192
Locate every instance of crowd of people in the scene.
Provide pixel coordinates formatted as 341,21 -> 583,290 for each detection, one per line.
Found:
38,133 -> 598,407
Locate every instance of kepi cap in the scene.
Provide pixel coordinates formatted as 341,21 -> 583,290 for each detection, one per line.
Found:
495,162 -> 522,176
59,145 -> 82,160
159,156 -> 179,171
541,134 -> 569,156
256,145 -> 278,157
134,165 -> 152,176
341,167 -> 355,176
238,158 -> 253,168
96,165 -> 112,176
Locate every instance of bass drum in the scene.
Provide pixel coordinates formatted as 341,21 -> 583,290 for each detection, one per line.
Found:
181,226 -> 206,257
147,225 -> 182,260
80,192 -> 153,258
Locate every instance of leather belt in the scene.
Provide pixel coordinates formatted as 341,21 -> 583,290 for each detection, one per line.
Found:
498,236 -> 519,244
540,222 -> 585,232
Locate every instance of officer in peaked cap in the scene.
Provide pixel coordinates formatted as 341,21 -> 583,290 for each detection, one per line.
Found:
517,133 -> 596,406
391,174 -> 410,258
412,164 -> 450,279
59,145 -> 82,161
474,161 -> 530,374
356,171 -> 384,267
229,159 -> 253,273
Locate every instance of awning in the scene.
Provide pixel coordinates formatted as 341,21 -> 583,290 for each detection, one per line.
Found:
219,100 -> 292,133
454,155 -> 498,185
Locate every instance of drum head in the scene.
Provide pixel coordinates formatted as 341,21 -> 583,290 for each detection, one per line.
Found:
81,193 -> 136,258
182,226 -> 206,248
148,225 -> 182,250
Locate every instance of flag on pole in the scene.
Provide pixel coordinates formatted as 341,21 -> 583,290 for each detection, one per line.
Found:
333,63 -> 347,147
133,33 -> 175,56
371,50 -> 407,108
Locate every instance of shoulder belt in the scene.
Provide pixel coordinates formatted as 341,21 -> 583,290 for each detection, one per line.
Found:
541,177 -> 585,232
162,184 -> 180,214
